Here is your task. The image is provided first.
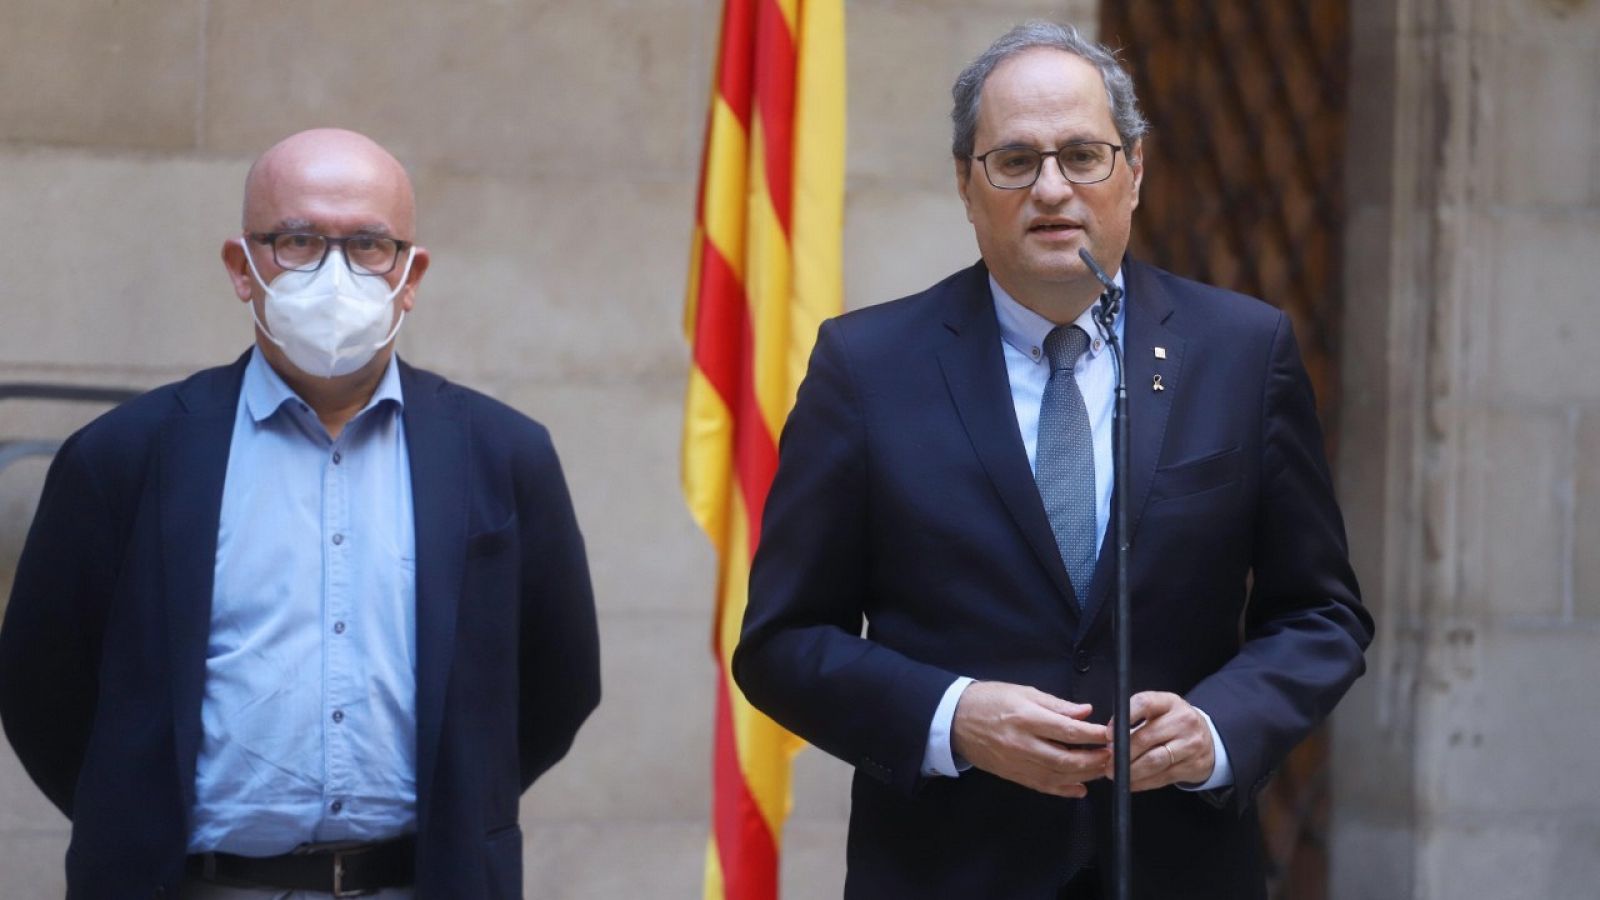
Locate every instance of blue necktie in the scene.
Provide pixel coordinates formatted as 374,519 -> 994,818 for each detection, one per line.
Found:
1035,324 -> 1097,607
1036,324 -> 1100,881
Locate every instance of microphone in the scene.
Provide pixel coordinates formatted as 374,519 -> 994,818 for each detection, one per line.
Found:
1077,248 -> 1123,333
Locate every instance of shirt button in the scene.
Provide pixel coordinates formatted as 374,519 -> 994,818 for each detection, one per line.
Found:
1030,347 -> 1040,359
333,621 -> 346,635
332,709 -> 345,724
332,533 -> 344,546
332,451 -> 342,465
330,800 -> 343,814
1093,339 -> 1103,352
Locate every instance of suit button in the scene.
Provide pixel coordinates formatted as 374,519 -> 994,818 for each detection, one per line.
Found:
1074,650 -> 1091,673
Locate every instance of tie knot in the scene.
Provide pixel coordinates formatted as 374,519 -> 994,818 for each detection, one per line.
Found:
1043,325 -> 1090,372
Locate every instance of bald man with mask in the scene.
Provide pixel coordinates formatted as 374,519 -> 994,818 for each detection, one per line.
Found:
0,129 -> 601,899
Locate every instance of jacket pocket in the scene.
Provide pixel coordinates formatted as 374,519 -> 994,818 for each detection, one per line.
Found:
1149,446 -> 1242,503
467,513 -> 517,559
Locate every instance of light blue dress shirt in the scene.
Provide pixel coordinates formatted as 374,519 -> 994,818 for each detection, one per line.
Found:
189,348 -> 418,855
922,273 -> 1233,792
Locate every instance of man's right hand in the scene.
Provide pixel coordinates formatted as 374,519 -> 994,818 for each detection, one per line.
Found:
949,681 -> 1110,798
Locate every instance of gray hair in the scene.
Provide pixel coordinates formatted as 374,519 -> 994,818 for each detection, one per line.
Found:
951,21 -> 1149,162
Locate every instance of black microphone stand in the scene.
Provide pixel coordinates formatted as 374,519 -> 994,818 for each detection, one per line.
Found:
1078,248 -> 1131,900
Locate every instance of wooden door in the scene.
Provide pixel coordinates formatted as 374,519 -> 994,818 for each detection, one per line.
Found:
1100,3 -> 1350,897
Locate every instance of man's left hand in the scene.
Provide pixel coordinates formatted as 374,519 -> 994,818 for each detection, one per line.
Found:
1107,691 -> 1216,791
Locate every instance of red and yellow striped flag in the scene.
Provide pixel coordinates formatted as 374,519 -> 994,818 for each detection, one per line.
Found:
681,0 -> 845,897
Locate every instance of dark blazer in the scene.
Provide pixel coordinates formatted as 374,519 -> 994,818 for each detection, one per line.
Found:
734,259 -> 1372,899
0,352 -> 601,899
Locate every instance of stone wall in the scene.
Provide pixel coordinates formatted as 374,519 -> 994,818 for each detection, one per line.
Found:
1332,0 -> 1600,896
0,1 -> 1090,896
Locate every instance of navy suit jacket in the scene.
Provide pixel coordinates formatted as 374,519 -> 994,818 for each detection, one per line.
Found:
0,352 -> 601,899
734,259 -> 1372,899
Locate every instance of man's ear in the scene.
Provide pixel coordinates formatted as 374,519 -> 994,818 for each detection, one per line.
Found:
955,158 -> 976,223
1127,139 -> 1144,210
222,238 -> 255,303
396,246 -> 430,313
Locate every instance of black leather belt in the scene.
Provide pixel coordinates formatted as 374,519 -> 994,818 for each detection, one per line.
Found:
186,834 -> 415,897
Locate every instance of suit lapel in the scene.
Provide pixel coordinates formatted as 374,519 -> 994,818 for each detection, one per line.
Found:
935,267 -> 1078,609
1122,260 -> 1183,546
1079,260 -> 1183,634
161,355 -> 248,797
399,361 -> 469,815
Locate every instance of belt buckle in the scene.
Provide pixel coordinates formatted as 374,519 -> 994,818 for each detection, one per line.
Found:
331,848 -> 360,898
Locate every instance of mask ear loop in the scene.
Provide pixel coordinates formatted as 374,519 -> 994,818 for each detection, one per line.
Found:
369,246 -> 418,351
239,237 -> 289,351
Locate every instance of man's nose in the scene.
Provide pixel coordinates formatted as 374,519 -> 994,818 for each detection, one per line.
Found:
1031,157 -> 1076,205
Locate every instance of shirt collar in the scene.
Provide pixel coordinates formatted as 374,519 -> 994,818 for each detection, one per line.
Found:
989,268 -> 1126,365
242,346 -> 406,424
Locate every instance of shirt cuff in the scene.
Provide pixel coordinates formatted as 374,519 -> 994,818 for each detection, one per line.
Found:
921,676 -> 976,778
1177,706 -> 1234,791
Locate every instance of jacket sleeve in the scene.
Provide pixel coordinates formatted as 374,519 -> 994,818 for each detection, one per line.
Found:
733,320 -> 956,798
1185,313 -> 1375,810
0,434 -> 117,817
513,429 -> 601,791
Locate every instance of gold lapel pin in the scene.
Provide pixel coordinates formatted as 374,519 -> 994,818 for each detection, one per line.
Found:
1152,374 -> 1165,392
1154,346 -> 1167,360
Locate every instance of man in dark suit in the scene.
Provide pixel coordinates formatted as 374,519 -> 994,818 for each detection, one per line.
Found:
0,128 -> 600,898
733,22 -> 1372,899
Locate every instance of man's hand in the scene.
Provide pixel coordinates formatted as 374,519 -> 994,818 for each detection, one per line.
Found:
1108,691 -> 1216,791
950,681 -> 1110,798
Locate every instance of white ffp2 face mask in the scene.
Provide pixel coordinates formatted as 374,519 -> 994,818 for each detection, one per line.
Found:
240,238 -> 415,379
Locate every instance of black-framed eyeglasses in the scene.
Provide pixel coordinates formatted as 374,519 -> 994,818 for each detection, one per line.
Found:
247,232 -> 412,276
971,141 -> 1124,189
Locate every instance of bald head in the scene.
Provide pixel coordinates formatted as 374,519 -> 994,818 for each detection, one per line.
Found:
242,128 -> 416,237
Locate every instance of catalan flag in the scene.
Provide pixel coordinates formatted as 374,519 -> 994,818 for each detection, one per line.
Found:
681,1 -> 845,897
